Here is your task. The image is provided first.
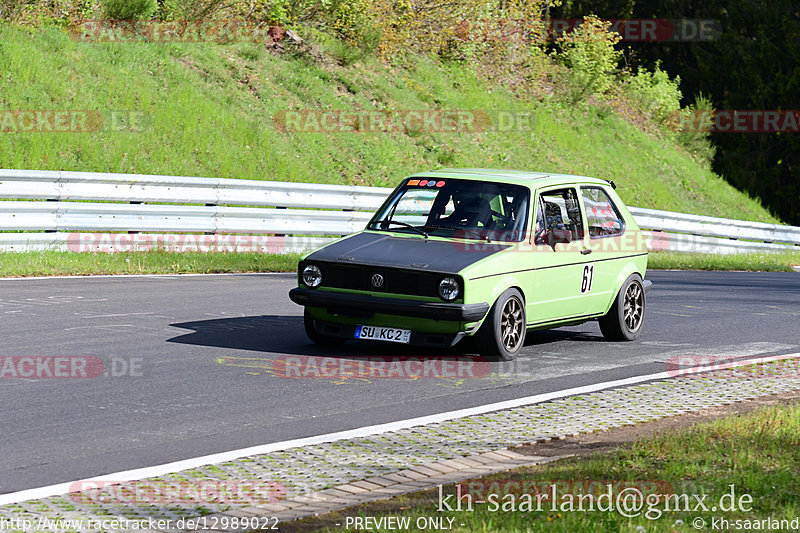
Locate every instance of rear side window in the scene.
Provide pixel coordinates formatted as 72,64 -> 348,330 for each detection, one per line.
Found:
581,187 -> 624,238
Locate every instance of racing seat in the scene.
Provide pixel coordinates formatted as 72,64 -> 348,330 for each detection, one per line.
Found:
443,197 -> 493,228
544,201 -> 564,230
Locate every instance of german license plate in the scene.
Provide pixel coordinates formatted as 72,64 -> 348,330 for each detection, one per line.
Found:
354,325 -> 411,344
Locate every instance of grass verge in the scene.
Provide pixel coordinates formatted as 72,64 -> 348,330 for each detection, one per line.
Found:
647,251 -> 800,272
0,251 -> 300,277
281,401 -> 800,532
1,250 -> 799,277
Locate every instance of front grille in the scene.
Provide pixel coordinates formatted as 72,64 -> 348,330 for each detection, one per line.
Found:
310,262 -> 449,298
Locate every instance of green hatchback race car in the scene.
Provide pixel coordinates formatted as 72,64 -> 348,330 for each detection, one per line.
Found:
289,168 -> 652,360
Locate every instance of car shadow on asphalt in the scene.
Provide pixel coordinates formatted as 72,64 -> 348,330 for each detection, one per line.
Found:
167,315 -> 602,359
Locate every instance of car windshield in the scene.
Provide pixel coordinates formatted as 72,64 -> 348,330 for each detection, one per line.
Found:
368,178 -> 529,242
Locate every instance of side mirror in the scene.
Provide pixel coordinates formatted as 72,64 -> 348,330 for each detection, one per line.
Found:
536,228 -> 572,250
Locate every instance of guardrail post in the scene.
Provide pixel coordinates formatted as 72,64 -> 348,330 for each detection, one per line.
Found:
129,201 -> 142,234
45,199 -> 57,233
274,206 -> 287,237
206,203 -> 217,235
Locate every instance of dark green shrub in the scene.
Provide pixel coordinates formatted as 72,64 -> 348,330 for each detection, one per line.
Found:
162,0 -> 227,21
675,93 -> 717,164
0,0 -> 35,21
625,62 -> 682,124
102,0 -> 157,20
557,15 -> 622,104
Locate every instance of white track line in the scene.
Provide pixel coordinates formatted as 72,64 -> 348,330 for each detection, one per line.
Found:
1,351 -> 798,506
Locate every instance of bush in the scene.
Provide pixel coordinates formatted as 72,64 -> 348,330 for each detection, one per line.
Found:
371,0 -> 489,60
234,0 -> 321,25
328,0 -> 368,43
557,15 -> 622,103
675,92 -> 717,164
0,0 -> 34,21
625,62 -> 682,124
162,0 -> 227,21
102,0 -> 157,20
1,0 -> 100,24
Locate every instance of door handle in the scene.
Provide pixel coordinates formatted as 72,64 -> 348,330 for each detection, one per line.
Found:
581,249 -> 592,255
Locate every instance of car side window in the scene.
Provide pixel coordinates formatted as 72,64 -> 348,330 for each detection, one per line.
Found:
536,188 -> 584,243
581,187 -> 624,238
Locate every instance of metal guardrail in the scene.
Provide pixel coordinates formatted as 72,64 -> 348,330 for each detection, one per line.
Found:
631,207 -> 800,243
0,201 -> 371,234
1,169 -> 798,254
0,169 -> 392,210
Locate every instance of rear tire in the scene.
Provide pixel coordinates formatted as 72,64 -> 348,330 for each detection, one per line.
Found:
599,274 -> 646,341
304,309 -> 345,345
479,288 -> 526,360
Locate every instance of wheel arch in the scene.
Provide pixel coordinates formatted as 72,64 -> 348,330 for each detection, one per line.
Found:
601,262 -> 645,314
485,278 -> 527,309
466,276 -> 526,332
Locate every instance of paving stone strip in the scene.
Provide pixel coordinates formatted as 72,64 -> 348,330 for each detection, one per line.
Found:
2,358 -> 800,532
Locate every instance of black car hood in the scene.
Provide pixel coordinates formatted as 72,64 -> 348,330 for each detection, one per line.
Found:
306,232 -> 510,273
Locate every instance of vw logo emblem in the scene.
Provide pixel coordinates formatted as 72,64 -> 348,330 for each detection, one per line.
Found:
371,274 -> 384,288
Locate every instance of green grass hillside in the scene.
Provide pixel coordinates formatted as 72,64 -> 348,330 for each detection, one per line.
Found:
0,24 -> 779,223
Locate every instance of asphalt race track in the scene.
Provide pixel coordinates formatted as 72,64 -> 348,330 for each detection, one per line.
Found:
1,270 -> 798,494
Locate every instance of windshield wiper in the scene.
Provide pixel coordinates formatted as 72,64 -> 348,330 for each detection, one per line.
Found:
424,224 -> 491,242
460,228 -> 491,242
376,220 -> 429,238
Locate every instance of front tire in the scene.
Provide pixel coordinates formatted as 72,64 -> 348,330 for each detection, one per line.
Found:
303,309 -> 345,345
479,288 -> 526,360
599,274 -> 646,341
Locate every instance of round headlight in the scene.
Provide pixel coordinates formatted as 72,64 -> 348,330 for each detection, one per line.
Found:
302,264 -> 322,288
438,277 -> 459,301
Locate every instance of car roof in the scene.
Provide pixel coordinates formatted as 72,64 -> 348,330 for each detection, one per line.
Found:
409,168 -> 611,189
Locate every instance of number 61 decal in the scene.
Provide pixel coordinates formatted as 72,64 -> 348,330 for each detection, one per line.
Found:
581,264 -> 594,293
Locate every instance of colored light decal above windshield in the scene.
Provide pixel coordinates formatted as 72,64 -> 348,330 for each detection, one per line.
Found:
407,179 -> 445,187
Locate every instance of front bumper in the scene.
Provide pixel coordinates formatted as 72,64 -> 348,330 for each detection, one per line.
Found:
289,287 -> 490,322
